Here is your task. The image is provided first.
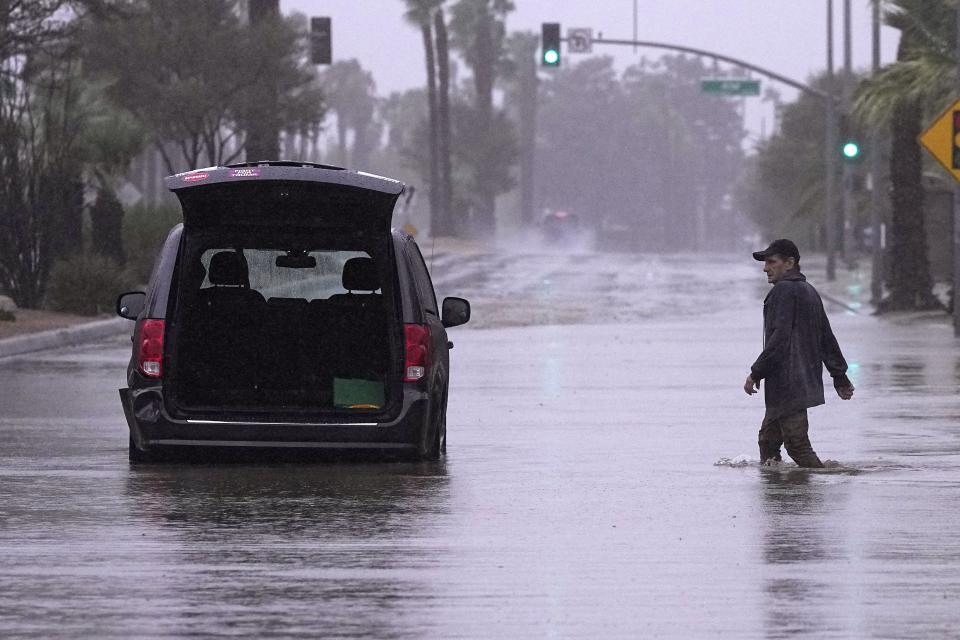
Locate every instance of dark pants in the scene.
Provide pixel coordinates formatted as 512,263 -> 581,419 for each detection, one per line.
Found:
758,409 -> 824,468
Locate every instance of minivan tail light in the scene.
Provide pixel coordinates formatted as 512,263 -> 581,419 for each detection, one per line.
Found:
137,319 -> 165,378
404,324 -> 430,382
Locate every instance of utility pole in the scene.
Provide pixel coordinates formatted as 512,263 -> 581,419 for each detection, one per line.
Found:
825,0 -> 838,281
870,0 -> 884,305
245,0 -> 281,161
841,0 -> 855,266
954,5 -> 960,335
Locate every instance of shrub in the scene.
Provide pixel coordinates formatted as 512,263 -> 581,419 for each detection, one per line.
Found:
46,254 -> 132,316
122,203 -> 182,286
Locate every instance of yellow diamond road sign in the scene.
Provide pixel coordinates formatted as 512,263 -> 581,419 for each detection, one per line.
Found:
919,97 -> 960,183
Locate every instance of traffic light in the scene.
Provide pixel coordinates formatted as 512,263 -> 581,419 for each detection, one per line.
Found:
839,114 -> 862,162
310,17 -> 331,65
541,23 -> 560,67
842,140 -> 861,160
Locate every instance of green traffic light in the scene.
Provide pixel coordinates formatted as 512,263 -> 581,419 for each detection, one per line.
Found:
842,141 -> 860,159
543,49 -> 559,65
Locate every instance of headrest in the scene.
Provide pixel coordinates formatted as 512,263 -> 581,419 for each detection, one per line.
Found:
342,257 -> 380,292
208,251 -> 249,287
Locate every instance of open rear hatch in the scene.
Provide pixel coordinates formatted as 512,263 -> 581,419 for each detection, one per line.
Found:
163,163 -> 406,420
170,163 -> 403,235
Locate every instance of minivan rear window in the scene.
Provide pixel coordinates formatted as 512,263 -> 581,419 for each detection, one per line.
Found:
197,248 -> 376,301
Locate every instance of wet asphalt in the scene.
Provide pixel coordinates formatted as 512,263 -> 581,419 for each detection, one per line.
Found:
1,253 -> 959,638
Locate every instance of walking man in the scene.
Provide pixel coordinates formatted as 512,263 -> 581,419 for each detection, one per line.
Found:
744,239 -> 855,467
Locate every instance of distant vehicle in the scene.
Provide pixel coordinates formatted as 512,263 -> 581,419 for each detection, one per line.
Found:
116,161 -> 470,462
539,209 -> 584,245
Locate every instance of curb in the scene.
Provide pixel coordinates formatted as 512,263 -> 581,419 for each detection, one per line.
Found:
0,317 -> 129,360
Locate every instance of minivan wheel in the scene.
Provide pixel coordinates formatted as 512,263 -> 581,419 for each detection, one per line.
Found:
419,394 -> 445,462
440,411 -> 447,455
439,393 -> 448,455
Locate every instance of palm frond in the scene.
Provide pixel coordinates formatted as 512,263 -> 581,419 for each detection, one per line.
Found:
853,53 -> 954,128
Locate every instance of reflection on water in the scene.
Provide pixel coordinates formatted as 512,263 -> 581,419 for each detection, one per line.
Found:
760,469 -> 838,640
0,460 -> 450,639
126,462 -> 449,538
120,462 -> 450,638
867,358 -> 926,393
760,468 -> 828,564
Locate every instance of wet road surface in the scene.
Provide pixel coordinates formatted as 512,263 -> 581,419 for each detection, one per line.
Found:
2,252 -> 960,638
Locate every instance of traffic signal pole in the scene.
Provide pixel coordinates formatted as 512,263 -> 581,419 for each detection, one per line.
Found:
955,6 -> 960,335
870,0 -> 884,304
825,0 -> 838,281
841,0 -> 856,267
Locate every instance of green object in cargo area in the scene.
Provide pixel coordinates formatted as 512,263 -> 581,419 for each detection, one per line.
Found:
333,378 -> 385,409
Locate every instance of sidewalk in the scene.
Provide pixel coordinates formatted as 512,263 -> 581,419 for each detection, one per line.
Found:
0,314 -> 128,360
802,253 -> 953,326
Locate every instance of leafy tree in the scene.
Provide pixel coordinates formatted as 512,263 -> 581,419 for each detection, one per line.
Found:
450,100 -> 516,230
538,55 -> 743,250
84,0 -> 324,173
623,55 -> 745,248
80,79 -> 144,266
321,59 -> 378,168
538,57 -> 640,244
380,88 -> 432,183
0,2 -> 89,307
736,73 -> 842,248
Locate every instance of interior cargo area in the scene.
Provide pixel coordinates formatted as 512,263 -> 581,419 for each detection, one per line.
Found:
167,236 -> 397,415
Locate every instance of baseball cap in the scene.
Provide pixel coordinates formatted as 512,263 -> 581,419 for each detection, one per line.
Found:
752,239 -> 800,262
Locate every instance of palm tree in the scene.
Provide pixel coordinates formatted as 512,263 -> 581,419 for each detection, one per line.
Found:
434,6 -> 453,236
856,1 -> 955,124
403,0 -> 443,234
854,0 -> 951,311
504,31 -> 539,228
449,0 -> 515,237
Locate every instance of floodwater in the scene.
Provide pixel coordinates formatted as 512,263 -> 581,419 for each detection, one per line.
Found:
1,253 -> 959,638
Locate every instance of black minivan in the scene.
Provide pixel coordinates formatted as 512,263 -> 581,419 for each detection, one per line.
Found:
116,162 -> 470,462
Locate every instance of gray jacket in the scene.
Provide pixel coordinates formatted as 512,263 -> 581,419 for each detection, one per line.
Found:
750,270 -> 849,417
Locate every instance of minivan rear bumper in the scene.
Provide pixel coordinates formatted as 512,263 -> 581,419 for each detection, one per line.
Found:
120,387 -> 427,451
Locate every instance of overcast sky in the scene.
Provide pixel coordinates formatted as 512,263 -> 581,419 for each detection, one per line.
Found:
280,1 -> 901,143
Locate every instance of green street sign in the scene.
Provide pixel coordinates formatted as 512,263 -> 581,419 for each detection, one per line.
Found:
700,78 -> 761,96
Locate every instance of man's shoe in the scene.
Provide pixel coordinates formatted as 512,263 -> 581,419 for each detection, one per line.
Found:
758,441 -> 783,466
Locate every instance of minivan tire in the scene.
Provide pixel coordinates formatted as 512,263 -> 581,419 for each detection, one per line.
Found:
418,394 -> 445,462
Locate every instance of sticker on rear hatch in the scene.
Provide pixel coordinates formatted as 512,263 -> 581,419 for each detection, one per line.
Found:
182,172 -> 209,183
229,168 -> 261,178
